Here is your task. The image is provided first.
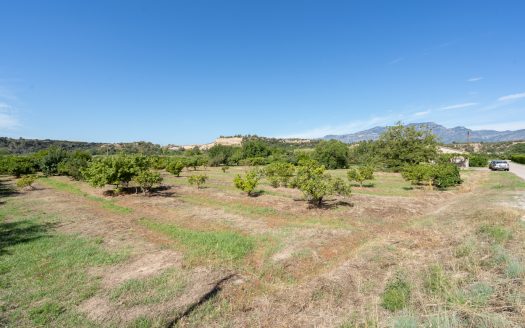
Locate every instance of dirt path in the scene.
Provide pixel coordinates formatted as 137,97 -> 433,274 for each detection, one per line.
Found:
510,161 -> 525,180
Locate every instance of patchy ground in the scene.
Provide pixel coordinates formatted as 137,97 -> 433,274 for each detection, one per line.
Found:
1,167 -> 524,327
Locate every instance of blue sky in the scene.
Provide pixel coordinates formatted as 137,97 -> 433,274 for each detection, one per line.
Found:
1,1 -> 524,145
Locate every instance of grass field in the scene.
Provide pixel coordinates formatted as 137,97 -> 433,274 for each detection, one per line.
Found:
1,167 -> 524,327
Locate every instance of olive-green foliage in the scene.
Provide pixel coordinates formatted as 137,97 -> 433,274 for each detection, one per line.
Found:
312,140 -> 350,169
264,162 -> 295,187
221,166 -> 230,173
381,273 -> 411,311
208,144 -> 236,166
347,166 -> 374,186
149,156 -> 169,170
233,169 -> 261,196
377,123 -> 438,171
133,170 -> 163,194
241,139 -> 271,159
187,174 -> 208,188
166,159 -> 185,177
402,163 -> 461,189
39,146 -> 68,176
0,156 -> 38,177
57,151 -> 92,180
239,157 -> 268,166
348,140 -> 380,165
82,154 -> 150,188
185,155 -> 207,170
16,175 -> 38,189
510,154 -> 525,164
469,154 -> 490,167
291,160 -> 351,206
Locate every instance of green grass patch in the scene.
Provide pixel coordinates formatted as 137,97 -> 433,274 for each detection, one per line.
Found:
381,273 -> 411,311
109,268 -> 186,306
139,218 -> 255,262
40,177 -> 132,214
0,202 -> 127,326
478,224 -> 511,244
424,264 -> 451,297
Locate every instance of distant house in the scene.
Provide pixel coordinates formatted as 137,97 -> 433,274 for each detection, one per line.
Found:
439,146 -> 469,168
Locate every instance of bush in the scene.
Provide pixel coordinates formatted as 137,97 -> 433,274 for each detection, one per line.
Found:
347,166 -> 374,187
469,154 -> 489,167
239,157 -> 268,166
40,146 -> 68,176
221,166 -> 230,173
402,163 -> 461,189
187,174 -> 208,188
381,273 -> 411,311
166,160 -> 185,177
312,140 -> 350,169
16,175 -> 38,190
291,160 -> 351,206
82,154 -> 150,189
233,169 -> 261,196
1,156 -> 38,177
57,151 -> 92,180
510,154 -> 525,164
133,170 -> 162,194
264,162 -> 295,187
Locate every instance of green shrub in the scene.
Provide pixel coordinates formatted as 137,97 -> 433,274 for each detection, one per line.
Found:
57,151 -> 92,180
402,163 -> 461,189
292,160 -> 351,206
187,174 -> 208,189
381,273 -> 411,311
133,170 -> 163,194
312,140 -> 350,169
510,154 -> 525,164
1,156 -> 38,177
424,264 -> 451,297
16,175 -> 38,190
347,166 -> 374,187
234,169 -> 261,196
264,162 -> 295,187
81,154 -> 150,189
469,154 -> 489,167
478,224 -> 511,244
221,166 -> 230,173
166,160 -> 185,177
39,146 -> 68,176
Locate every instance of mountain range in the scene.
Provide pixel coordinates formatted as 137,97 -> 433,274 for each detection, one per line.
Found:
323,122 -> 525,144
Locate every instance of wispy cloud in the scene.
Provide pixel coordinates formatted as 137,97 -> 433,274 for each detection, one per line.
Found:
467,77 -> 483,82
414,110 -> 430,116
389,57 -> 404,65
498,92 -> 525,101
439,102 -> 477,110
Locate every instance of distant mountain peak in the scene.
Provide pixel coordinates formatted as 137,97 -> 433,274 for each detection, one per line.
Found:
322,122 -> 525,144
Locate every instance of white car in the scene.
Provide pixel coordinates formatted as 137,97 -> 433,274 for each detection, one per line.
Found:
489,160 -> 510,171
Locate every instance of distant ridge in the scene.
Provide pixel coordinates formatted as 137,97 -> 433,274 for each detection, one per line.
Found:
323,122 -> 525,144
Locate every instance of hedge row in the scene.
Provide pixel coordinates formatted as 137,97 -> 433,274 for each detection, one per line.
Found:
510,154 -> 525,164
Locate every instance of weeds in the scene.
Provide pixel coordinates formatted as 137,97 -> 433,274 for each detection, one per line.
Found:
139,218 -> 255,262
381,273 -> 411,311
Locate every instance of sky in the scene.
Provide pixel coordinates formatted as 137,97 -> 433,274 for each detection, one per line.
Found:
0,0 -> 524,145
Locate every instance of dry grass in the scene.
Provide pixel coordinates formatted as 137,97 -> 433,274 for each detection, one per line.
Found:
1,168 -> 524,327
